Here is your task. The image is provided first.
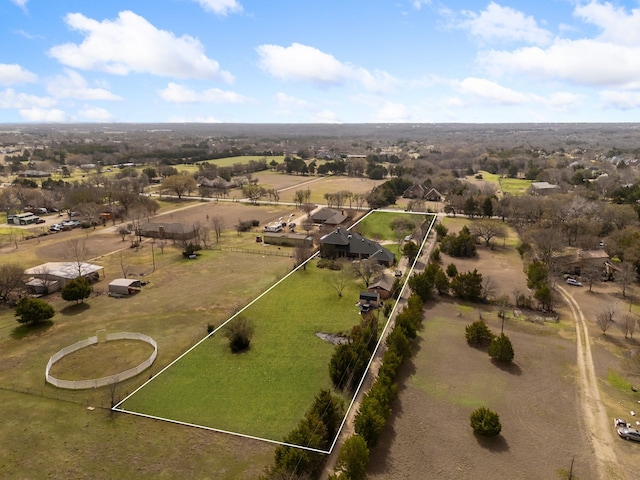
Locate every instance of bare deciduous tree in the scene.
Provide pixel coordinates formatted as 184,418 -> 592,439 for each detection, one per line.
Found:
351,258 -> 383,288
470,219 -> 507,248
65,239 -> 90,278
595,306 -> 616,335
211,215 -> 225,243
294,244 -> 313,270
193,221 -> 210,248
32,265 -> 57,294
481,276 -> 497,302
527,227 -> 563,266
119,250 -> 132,279
0,263 -> 25,302
581,264 -> 602,292
616,262 -> 635,298
330,262 -> 351,297
619,313 -> 637,339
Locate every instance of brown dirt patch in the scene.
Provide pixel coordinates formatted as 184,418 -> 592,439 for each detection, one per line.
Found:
367,298 -> 597,480
49,339 -> 155,381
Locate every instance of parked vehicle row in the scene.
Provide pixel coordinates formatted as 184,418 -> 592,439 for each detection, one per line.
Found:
49,220 -> 81,232
615,418 -> 640,442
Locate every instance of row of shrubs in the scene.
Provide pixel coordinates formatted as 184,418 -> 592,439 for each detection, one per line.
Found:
330,294 -> 425,479
262,389 -> 346,479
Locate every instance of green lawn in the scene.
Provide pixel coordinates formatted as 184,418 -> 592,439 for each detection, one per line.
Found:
476,171 -> 532,196
118,259 -> 364,441
353,211 -> 429,242
498,177 -> 532,196
199,155 -> 285,168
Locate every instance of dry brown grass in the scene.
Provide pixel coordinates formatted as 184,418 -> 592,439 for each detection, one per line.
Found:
48,339 -> 155,380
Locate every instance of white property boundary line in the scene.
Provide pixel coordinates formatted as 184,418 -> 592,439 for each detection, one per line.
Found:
327,210 -> 437,454
113,210 -> 437,454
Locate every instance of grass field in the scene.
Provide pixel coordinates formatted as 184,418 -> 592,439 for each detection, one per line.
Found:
498,176 -> 532,195
118,258 -> 365,441
471,171 -> 532,196
353,211 -> 427,241
199,155 -> 285,168
277,176 -> 384,204
0,206 -> 409,476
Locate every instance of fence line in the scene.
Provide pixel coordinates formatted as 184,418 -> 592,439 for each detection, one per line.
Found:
213,246 -> 293,257
45,332 -> 157,390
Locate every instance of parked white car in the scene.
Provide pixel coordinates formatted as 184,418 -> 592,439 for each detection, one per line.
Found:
566,278 -> 582,287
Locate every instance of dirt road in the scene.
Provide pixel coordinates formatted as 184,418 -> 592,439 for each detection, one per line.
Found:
557,285 -> 626,480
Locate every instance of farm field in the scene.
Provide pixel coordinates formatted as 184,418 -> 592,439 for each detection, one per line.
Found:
0,203 -> 302,478
276,175 -> 385,204
367,298 -> 598,480
199,155 -> 285,168
0,204 -> 415,477
466,171 -> 532,196
118,209 -> 419,443
118,258 -> 365,441
4,198 -> 638,479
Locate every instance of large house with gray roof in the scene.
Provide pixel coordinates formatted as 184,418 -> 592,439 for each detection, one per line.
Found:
319,227 -> 395,266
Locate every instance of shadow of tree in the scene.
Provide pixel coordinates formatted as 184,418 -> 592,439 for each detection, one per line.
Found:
11,320 -> 54,339
60,303 -> 91,316
474,433 -> 510,452
492,360 -> 523,375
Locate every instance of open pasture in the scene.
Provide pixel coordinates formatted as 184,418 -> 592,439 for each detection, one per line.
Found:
276,176 -> 384,204
118,258 -> 364,441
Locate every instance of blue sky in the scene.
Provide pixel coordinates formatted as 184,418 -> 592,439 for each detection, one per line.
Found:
1,0 -> 640,123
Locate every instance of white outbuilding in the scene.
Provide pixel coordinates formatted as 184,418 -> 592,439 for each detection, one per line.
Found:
108,278 -> 142,297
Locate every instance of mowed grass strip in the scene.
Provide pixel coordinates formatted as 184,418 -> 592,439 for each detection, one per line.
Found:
119,260 -> 362,441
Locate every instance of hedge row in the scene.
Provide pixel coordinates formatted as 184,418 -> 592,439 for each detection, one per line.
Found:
263,389 -> 345,479
330,294 -> 425,479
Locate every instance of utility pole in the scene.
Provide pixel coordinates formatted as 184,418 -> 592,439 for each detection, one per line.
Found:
151,240 -> 156,272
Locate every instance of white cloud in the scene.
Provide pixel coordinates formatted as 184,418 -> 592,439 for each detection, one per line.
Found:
193,0 -> 242,16
257,43 -> 349,85
169,115 -> 222,123
274,92 -> 313,110
19,107 -> 67,122
49,11 -> 233,81
476,2 -> 640,89
0,64 -> 37,85
575,1 -> 640,46
600,90 -> 640,110
479,40 -> 640,88
544,92 -> 584,112
46,70 -> 121,100
459,2 -> 552,45
312,110 -> 340,123
412,0 -> 431,10
10,0 -> 28,11
0,88 -> 56,109
457,77 -> 529,105
256,43 -> 398,93
374,102 -> 410,122
78,106 -> 115,122
158,82 -> 249,103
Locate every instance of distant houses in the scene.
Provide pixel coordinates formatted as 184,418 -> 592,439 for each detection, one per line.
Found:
402,184 -> 442,201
